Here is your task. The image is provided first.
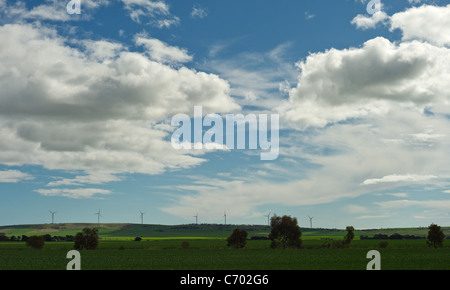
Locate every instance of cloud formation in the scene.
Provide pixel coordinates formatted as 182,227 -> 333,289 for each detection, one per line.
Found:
0,23 -> 239,198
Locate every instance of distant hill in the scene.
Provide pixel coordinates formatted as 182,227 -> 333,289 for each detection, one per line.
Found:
0,223 -> 448,239
0,223 -> 272,239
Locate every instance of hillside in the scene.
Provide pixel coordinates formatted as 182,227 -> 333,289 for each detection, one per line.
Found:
0,223 -> 272,239
1,223 -> 448,240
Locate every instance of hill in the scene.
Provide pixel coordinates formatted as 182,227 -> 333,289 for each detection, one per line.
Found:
1,223 -> 448,240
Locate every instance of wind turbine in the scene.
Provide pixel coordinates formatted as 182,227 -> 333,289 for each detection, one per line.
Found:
264,212 -> 271,226
49,210 -> 57,224
194,213 -> 198,225
95,209 -> 101,226
139,210 -> 145,225
223,211 -> 227,225
308,216 -> 314,229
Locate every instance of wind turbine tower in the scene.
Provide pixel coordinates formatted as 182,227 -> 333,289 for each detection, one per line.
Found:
308,216 -> 314,229
224,211 -> 227,225
95,209 -> 101,226
194,213 -> 198,225
139,210 -> 145,225
49,210 -> 56,224
264,212 -> 271,226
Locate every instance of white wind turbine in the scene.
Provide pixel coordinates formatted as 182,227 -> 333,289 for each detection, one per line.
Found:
49,210 -> 57,224
95,209 -> 101,226
308,216 -> 314,229
194,213 -> 198,225
264,212 -> 271,226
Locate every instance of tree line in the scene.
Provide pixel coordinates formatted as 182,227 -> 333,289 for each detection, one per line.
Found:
0,234 -> 76,242
226,217 -> 447,250
360,233 -> 427,240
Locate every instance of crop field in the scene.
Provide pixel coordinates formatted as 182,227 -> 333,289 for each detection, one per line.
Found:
1,237 -> 450,270
1,223 -> 449,270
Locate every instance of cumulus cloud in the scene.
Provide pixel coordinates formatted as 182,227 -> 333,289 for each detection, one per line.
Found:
163,3 -> 450,220
390,4 -> 450,46
277,36 -> 450,129
0,23 -> 240,198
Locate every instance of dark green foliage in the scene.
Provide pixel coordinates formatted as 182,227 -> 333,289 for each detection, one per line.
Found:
227,228 -> 248,249
26,235 -> 44,250
269,215 -> 302,249
343,226 -> 355,245
330,226 -> 355,248
74,228 -> 99,250
427,223 -> 445,248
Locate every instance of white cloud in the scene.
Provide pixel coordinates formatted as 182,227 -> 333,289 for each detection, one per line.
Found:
164,3 -> 450,221
135,35 -> 192,64
0,170 -> 33,183
352,4 -> 450,47
345,205 -> 369,214
390,4 -> 450,46
46,172 -> 122,187
362,174 -> 438,185
35,188 -> 112,199
277,36 -> 450,129
191,4 -> 208,19
351,10 -> 389,29
121,0 -> 179,27
304,11 -> 315,20
205,42 -> 298,108
375,199 -> 450,209
355,215 -> 389,220
1,0 -> 109,22
0,23 -> 239,195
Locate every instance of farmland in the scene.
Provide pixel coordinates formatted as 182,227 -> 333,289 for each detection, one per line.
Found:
1,223 -> 450,270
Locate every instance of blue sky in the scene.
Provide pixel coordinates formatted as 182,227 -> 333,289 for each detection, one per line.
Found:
1,0 -> 450,229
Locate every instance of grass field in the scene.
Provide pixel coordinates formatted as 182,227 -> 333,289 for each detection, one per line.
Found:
1,223 -> 449,270
1,239 -> 449,270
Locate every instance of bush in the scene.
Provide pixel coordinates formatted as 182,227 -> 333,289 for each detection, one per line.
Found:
26,236 -> 44,250
227,228 -> 248,249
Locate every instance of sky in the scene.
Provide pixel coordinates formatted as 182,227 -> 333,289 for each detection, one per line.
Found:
1,0 -> 450,229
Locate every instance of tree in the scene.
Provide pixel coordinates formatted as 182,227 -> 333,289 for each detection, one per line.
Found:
26,236 -> 44,250
427,223 -> 445,248
343,226 -> 355,245
269,214 -> 302,249
227,228 -> 248,249
74,228 -> 99,250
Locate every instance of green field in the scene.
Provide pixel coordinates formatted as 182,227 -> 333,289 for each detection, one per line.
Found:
1,223 -> 449,270
1,239 -> 449,270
